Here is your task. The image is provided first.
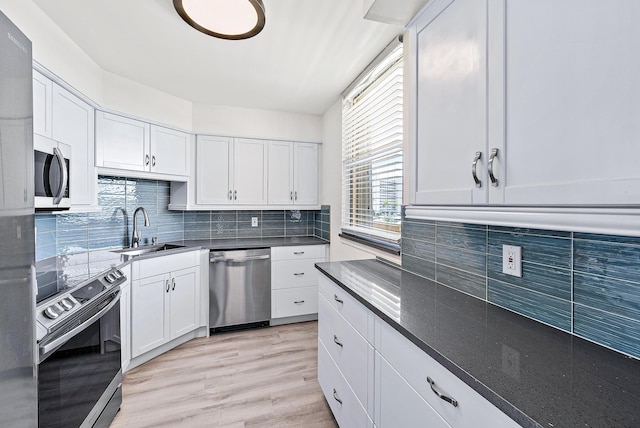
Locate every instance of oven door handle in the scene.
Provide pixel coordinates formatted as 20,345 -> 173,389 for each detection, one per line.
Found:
52,147 -> 68,205
39,291 -> 121,356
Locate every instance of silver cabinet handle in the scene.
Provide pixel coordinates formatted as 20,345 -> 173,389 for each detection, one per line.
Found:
290,191 -> 293,201
333,335 -> 343,348
234,190 -> 237,200
293,251 -> 305,255
293,272 -> 305,276
427,377 -> 458,407
294,300 -> 305,304
166,279 -> 170,293
52,147 -> 68,205
229,190 -> 232,200
172,278 -> 176,291
295,191 -> 298,201
488,148 -> 498,187
334,294 -> 344,304
152,155 -> 156,166
332,388 -> 342,405
471,151 -> 482,188
145,154 -> 150,165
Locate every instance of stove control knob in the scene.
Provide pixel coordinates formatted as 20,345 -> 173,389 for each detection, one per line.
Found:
60,298 -> 75,311
113,269 -> 122,279
105,273 -> 116,283
43,304 -> 63,320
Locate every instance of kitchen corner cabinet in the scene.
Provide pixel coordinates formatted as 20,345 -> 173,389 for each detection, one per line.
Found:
408,0 -> 640,206
196,135 -> 267,205
271,245 -> 327,320
268,141 -> 318,206
130,251 -> 200,358
95,111 -> 189,178
33,69 -> 98,210
317,273 -> 518,428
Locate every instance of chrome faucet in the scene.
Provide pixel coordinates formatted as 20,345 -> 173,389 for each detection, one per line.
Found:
131,206 -> 150,248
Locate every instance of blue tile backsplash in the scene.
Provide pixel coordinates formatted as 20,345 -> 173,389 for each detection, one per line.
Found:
401,215 -> 640,360
36,176 -> 329,293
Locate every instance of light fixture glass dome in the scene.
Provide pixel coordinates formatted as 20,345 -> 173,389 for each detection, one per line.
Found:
174,0 -> 266,40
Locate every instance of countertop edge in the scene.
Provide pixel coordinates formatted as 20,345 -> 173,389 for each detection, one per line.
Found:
315,262 -> 543,428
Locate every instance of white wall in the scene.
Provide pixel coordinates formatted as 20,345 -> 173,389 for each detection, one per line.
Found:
192,104 -> 322,142
321,99 -> 400,263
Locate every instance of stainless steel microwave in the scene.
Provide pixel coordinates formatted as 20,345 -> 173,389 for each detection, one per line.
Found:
34,134 -> 71,210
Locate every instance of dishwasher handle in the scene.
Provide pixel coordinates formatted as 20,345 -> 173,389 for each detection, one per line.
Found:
210,254 -> 270,263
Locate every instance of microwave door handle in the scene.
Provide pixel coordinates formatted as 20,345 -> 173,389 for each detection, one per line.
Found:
52,147 -> 68,205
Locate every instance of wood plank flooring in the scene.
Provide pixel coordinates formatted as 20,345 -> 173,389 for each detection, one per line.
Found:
111,321 -> 338,427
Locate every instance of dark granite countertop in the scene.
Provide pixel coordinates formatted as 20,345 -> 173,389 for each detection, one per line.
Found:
315,259 -> 640,428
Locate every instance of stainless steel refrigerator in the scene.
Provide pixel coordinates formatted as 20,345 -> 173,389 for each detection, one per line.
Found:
0,10 -> 37,428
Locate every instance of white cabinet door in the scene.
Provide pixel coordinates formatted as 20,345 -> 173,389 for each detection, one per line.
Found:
120,281 -> 131,372
150,125 -> 189,176
268,141 -> 294,204
131,273 -> 170,358
52,84 -> 96,208
293,143 -> 318,205
411,0 -> 488,205
495,0 -> 640,205
169,267 -> 199,338
33,69 -> 52,138
234,138 -> 268,205
95,112 -> 150,171
196,135 -> 233,204
375,352 -> 451,428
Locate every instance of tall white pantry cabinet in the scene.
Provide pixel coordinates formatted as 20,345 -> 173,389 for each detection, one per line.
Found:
407,0 -> 640,207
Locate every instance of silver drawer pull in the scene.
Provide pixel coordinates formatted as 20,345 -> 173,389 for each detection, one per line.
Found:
471,151 -> 482,188
333,335 -> 343,348
332,388 -> 343,405
294,300 -> 305,304
293,251 -> 305,255
427,377 -> 458,407
488,148 -> 499,187
334,294 -> 344,304
293,272 -> 305,276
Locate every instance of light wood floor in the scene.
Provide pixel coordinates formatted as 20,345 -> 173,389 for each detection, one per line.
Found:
111,321 -> 338,428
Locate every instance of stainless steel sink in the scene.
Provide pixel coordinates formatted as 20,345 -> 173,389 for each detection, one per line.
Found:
112,243 -> 185,261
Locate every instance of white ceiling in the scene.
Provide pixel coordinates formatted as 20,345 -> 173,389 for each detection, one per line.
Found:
32,0 -> 402,115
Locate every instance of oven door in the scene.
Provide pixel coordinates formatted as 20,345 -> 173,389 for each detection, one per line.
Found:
38,293 -> 122,428
34,135 -> 70,210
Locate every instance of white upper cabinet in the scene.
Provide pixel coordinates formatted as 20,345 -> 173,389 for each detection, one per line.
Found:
268,141 -> 318,206
52,84 -> 96,208
96,111 -> 189,178
33,69 -> 98,210
196,136 -> 267,206
408,0 -> 640,207
96,112 -> 150,171
410,0 -> 488,205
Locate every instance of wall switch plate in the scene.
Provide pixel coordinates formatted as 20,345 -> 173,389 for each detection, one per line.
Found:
502,244 -> 522,277
251,217 -> 258,227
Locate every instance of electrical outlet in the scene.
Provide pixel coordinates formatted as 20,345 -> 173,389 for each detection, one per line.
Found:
502,244 -> 522,277
251,217 -> 258,227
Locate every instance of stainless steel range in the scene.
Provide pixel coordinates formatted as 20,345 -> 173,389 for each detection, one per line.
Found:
36,267 -> 126,428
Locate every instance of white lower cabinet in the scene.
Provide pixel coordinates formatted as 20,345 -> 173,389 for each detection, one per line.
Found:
317,271 -> 520,428
131,251 -> 200,359
271,245 -> 327,320
119,269 -> 131,372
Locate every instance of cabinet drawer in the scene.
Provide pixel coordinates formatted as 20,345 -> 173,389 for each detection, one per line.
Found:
319,275 -> 371,340
376,319 -> 519,428
319,295 -> 373,411
318,341 -> 373,428
272,258 -> 323,289
375,352 -> 451,428
271,245 -> 325,261
272,287 -> 318,318
134,251 -> 198,280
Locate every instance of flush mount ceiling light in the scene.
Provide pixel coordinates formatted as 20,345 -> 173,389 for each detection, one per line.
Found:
174,0 -> 266,40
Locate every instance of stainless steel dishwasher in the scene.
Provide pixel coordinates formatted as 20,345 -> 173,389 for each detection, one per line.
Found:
209,248 -> 271,332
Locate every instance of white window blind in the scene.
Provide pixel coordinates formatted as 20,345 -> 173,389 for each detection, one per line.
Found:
341,42 -> 403,251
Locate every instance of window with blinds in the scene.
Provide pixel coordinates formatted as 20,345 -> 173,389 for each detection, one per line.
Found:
341,41 -> 403,253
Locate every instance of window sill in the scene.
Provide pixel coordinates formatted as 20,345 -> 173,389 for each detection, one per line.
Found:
338,232 -> 400,256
